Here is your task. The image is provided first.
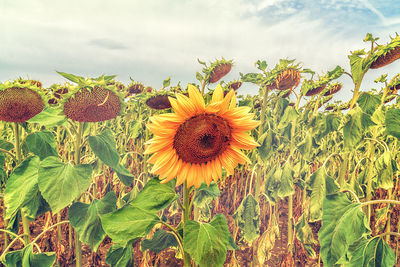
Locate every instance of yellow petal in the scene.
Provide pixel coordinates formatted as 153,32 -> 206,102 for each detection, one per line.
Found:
231,131 -> 260,150
228,91 -> 236,110
188,84 -> 205,112
219,90 -> 235,113
169,97 -> 190,119
211,84 -> 224,104
177,162 -> 190,186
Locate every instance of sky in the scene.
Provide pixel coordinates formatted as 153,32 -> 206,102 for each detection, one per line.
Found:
1,0 -> 400,102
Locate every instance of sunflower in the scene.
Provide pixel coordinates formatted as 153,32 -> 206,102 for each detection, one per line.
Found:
144,84 -> 260,188
0,80 -> 45,122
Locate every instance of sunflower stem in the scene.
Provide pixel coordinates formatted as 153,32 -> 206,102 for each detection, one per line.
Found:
182,181 -> 192,267
73,121 -> 84,267
13,122 -> 31,245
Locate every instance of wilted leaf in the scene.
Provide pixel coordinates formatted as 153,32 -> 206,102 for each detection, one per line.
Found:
233,194 -> 260,243
141,229 -> 179,254
105,243 -> 134,267
308,166 -> 339,221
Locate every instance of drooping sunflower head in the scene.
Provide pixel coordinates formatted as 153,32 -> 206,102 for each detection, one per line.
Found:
204,58 -> 234,84
144,84 -> 260,188
0,79 -> 45,122
387,74 -> 400,95
126,81 -> 145,97
369,35 -> 400,69
226,80 -> 242,91
263,59 -> 301,91
57,72 -> 124,122
323,82 -> 342,96
145,92 -> 173,110
302,80 -> 327,96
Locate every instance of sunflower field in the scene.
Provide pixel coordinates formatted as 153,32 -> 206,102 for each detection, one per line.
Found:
1,33 -> 400,267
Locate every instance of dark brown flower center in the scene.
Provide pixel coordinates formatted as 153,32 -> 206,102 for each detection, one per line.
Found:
173,114 -> 231,164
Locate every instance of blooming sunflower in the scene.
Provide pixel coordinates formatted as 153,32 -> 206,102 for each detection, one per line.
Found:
144,84 -> 260,188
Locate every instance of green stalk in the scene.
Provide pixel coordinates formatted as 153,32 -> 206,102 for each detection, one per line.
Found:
182,181 -> 192,267
365,135 -> 376,221
287,119 -> 297,254
338,152 -> 349,188
385,189 -> 392,243
13,123 -> 31,244
73,122 -> 84,267
255,86 -> 269,199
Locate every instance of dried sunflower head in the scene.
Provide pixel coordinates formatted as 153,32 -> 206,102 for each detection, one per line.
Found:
58,72 -> 124,122
0,79 -> 45,122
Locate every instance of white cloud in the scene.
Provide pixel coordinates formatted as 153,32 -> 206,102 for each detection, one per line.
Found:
0,0 -> 399,102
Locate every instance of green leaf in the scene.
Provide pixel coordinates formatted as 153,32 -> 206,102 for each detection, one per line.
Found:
326,65 -> 344,80
100,205 -> 158,246
38,156 -> 93,213
0,139 -> 14,151
22,191 -> 50,221
374,151 -> 394,190
69,191 -> 117,251
315,114 -> 341,140
4,156 -> 40,220
385,108 -> 400,139
89,129 -> 120,167
357,92 -> 381,115
257,130 -> 278,162
348,54 -> 364,85
141,229 -> 179,254
308,166 -> 339,221
2,244 -> 55,267
256,60 -> 268,71
57,71 -> 85,84
24,131 -> 57,160
112,164 -> 134,186
163,76 -> 171,88
129,120 -> 141,140
277,106 -> 298,130
233,194 -> 260,243
105,244 -> 134,267
347,236 -> 395,267
192,182 -> 219,210
184,214 -> 232,267
318,193 -> 370,267
130,179 -> 177,213
277,163 -> 295,198
297,134 -> 313,161
343,107 -> 375,150
28,107 -> 66,128
89,129 -> 133,186
295,215 -> 317,258
196,72 -> 204,82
